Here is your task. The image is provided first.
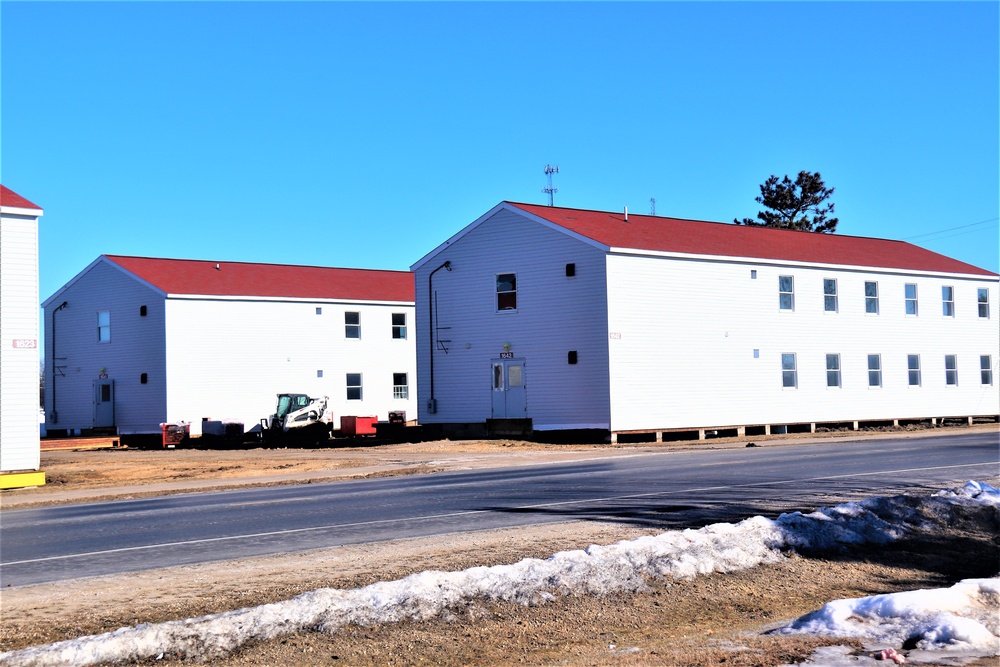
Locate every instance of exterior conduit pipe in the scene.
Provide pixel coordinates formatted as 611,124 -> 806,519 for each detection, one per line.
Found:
427,260 -> 451,414
50,301 -> 68,424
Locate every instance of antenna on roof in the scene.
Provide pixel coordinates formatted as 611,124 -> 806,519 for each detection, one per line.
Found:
650,197 -> 656,216
542,165 -> 559,206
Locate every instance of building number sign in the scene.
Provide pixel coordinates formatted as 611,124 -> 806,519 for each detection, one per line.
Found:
499,351 -> 514,359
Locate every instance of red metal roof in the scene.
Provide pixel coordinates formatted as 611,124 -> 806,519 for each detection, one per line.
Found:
104,255 -> 415,302
0,185 -> 42,211
509,202 -> 996,276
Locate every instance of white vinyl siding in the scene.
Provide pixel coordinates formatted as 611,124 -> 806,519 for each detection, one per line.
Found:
1,211 -> 41,472
414,207 -> 610,429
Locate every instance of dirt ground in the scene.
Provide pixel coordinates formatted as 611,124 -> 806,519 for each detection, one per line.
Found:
2,429 -> 998,666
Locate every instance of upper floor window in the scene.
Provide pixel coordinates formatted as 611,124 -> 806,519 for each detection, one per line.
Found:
392,313 -> 407,339
867,354 -> 882,388
865,282 -> 879,314
942,286 -> 955,317
905,283 -> 918,315
823,279 -> 838,312
826,354 -> 841,387
497,273 -> 517,311
97,311 -> 111,343
944,355 -> 958,386
345,312 -> 361,338
778,276 -> 794,311
393,373 -> 409,399
907,354 -> 921,386
981,355 -> 993,386
978,289 -> 990,318
781,353 -> 797,388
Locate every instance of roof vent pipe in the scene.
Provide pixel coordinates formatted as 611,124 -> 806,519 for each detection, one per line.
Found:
624,206 -> 628,222
215,263 -> 220,270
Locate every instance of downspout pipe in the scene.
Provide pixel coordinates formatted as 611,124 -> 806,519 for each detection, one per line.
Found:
51,301 -> 68,424
427,261 -> 451,414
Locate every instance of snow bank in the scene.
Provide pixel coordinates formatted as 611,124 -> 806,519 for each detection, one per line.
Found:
776,578 -> 1000,653
1,481 -> 997,667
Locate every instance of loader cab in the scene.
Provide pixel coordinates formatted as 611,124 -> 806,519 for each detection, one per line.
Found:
275,393 -> 312,420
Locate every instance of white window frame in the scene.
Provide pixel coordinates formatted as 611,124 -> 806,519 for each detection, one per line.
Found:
981,355 -> 993,386
826,353 -> 841,388
867,354 -> 882,388
392,313 -> 407,339
944,355 -> 958,386
346,373 -> 363,400
942,286 -> 955,317
345,311 -> 361,339
781,353 -> 797,388
907,354 -> 921,387
865,281 -> 879,314
905,283 -> 918,316
393,372 -> 409,399
823,278 -> 838,313
778,275 -> 794,311
97,310 -> 111,343
496,273 -> 517,312
978,289 -> 990,318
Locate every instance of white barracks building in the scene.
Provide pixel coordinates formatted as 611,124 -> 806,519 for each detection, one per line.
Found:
42,256 -> 416,442
0,186 -> 45,487
412,202 -> 999,441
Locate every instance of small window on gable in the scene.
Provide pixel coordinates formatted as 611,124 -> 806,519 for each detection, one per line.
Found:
905,284 -> 918,315
345,312 -> 361,338
140,305 -> 147,317
778,276 -> 794,311
317,370 -> 323,378
140,372 -> 148,384
497,273 -> 517,311
316,307 -> 322,315
751,270 -> 757,279
98,311 -> 111,343
565,263 -> 576,277
568,350 -> 578,364
865,281 -> 879,314
392,313 -> 406,339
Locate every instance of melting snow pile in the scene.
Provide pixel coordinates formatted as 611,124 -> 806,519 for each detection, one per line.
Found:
1,481 -> 997,667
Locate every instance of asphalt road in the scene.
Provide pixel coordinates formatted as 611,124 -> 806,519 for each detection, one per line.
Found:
2,431 -> 997,587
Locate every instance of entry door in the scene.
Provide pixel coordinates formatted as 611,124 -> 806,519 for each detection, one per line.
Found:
93,380 -> 115,427
491,359 -> 526,418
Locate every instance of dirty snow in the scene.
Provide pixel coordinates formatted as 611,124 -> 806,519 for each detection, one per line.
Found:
1,481 -> 997,667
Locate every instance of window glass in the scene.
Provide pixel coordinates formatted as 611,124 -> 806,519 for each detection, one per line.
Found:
980,356 -> 993,386
978,289 -> 990,318
823,279 -> 838,312
942,286 -> 954,317
508,364 -> 523,387
781,353 -> 797,388
865,282 -> 879,314
492,364 -> 504,390
905,284 -> 918,315
97,311 -> 111,342
393,373 -> 408,399
907,354 -> 921,386
945,355 -> 958,385
868,354 -> 882,387
345,312 -> 361,338
497,273 -> 517,311
826,353 -> 841,387
346,373 -> 363,400
392,313 -> 406,339
778,276 -> 794,310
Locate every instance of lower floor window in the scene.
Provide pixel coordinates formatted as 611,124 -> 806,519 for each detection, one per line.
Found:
868,354 -> 882,387
781,353 -> 797,388
346,373 -> 363,400
945,355 -> 958,386
825,354 -> 841,388
907,354 -> 921,386
393,373 -> 409,399
981,355 -> 993,385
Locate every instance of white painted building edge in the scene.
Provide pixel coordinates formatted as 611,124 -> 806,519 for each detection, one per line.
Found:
0,205 -> 43,217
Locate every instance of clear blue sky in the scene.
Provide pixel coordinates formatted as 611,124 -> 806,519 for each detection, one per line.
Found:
3,1 -> 997,305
